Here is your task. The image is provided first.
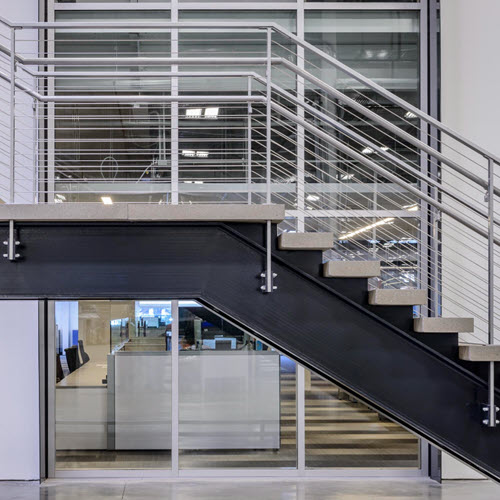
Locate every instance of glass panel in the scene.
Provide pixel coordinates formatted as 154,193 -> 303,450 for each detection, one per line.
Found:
305,369 -> 420,469
55,10 -> 171,22
306,1 -> 418,2
306,216 -> 419,289
55,300 -> 173,470
53,11 -> 172,204
179,10 -> 296,33
176,11 -> 296,206
178,300 -> 297,469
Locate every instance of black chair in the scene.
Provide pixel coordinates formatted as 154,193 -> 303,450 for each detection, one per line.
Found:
64,345 -> 81,373
78,339 -> 90,364
56,354 -> 64,382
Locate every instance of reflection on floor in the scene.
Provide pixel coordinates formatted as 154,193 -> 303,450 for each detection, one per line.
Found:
56,371 -> 418,471
2,480 -> 499,500
305,373 -> 420,468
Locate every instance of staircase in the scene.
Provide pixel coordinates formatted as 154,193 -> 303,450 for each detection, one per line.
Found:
0,15 -> 499,481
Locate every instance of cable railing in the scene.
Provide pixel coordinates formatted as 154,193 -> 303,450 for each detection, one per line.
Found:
0,16 -> 499,425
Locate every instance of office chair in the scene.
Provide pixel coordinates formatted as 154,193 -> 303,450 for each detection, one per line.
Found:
78,339 -> 90,364
64,345 -> 81,373
56,354 -> 65,382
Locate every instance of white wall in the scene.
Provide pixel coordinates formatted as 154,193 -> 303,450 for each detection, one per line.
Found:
0,300 -> 39,480
440,0 -> 500,480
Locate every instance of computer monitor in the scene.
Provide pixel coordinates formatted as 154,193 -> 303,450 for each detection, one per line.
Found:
215,339 -> 232,350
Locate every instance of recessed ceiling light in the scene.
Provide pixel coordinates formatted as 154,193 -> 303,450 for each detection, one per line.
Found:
182,150 -> 196,157
404,111 -> 417,119
196,151 -> 209,158
362,147 -> 374,154
306,194 -> 320,201
186,108 -> 202,118
340,173 -> 355,180
204,107 -> 219,119
101,196 -> 113,205
380,146 -> 390,151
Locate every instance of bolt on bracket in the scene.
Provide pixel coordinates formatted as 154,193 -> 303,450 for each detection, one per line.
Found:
2,220 -> 21,261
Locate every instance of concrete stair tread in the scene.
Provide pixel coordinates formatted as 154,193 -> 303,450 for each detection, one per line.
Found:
278,232 -> 334,251
323,260 -> 380,278
0,203 -> 285,222
368,289 -> 427,306
459,344 -> 500,362
414,317 -> 474,333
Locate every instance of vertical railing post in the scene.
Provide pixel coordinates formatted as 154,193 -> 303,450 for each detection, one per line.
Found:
265,27 -> 272,206
171,7 -> 179,205
10,27 -> 16,203
487,156 -> 496,427
247,76 -> 252,205
265,28 -> 273,293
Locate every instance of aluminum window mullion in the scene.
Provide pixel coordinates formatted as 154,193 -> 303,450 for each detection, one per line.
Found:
171,1 -> 179,205
171,299 -> 179,476
304,3 -> 422,11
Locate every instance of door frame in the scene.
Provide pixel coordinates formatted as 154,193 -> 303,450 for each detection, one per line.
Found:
41,298 -> 428,480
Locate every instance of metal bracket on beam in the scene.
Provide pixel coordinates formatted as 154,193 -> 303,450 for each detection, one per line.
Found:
482,404 -> 499,427
260,220 -> 277,293
260,271 -> 277,293
2,220 -> 20,261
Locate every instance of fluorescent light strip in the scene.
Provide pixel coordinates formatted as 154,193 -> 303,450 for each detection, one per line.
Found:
342,217 -> 395,239
101,196 -> 113,205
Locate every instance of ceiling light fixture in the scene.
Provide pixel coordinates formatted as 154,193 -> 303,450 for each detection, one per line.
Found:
196,151 -> 209,158
341,217 -> 395,239
204,107 -> 219,119
404,111 -> 417,119
306,194 -> 320,201
405,204 -> 419,212
101,196 -> 113,205
186,108 -> 202,118
340,173 -> 355,180
362,147 -> 374,155
182,150 -> 196,157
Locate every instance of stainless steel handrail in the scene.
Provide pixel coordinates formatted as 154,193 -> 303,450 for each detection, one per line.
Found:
0,16 -> 496,166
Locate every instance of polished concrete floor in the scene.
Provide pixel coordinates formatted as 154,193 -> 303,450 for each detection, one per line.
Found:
0,479 -> 499,500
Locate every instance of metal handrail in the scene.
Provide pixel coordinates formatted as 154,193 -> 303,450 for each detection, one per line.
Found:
0,32 -> 496,197
0,15 -> 497,166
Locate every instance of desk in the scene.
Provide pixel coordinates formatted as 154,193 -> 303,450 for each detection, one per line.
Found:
56,350 -> 281,451
56,362 -> 108,450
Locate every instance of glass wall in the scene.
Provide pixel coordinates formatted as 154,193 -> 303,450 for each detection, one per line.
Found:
53,298 -> 419,474
55,300 -> 173,470
178,301 -> 297,469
